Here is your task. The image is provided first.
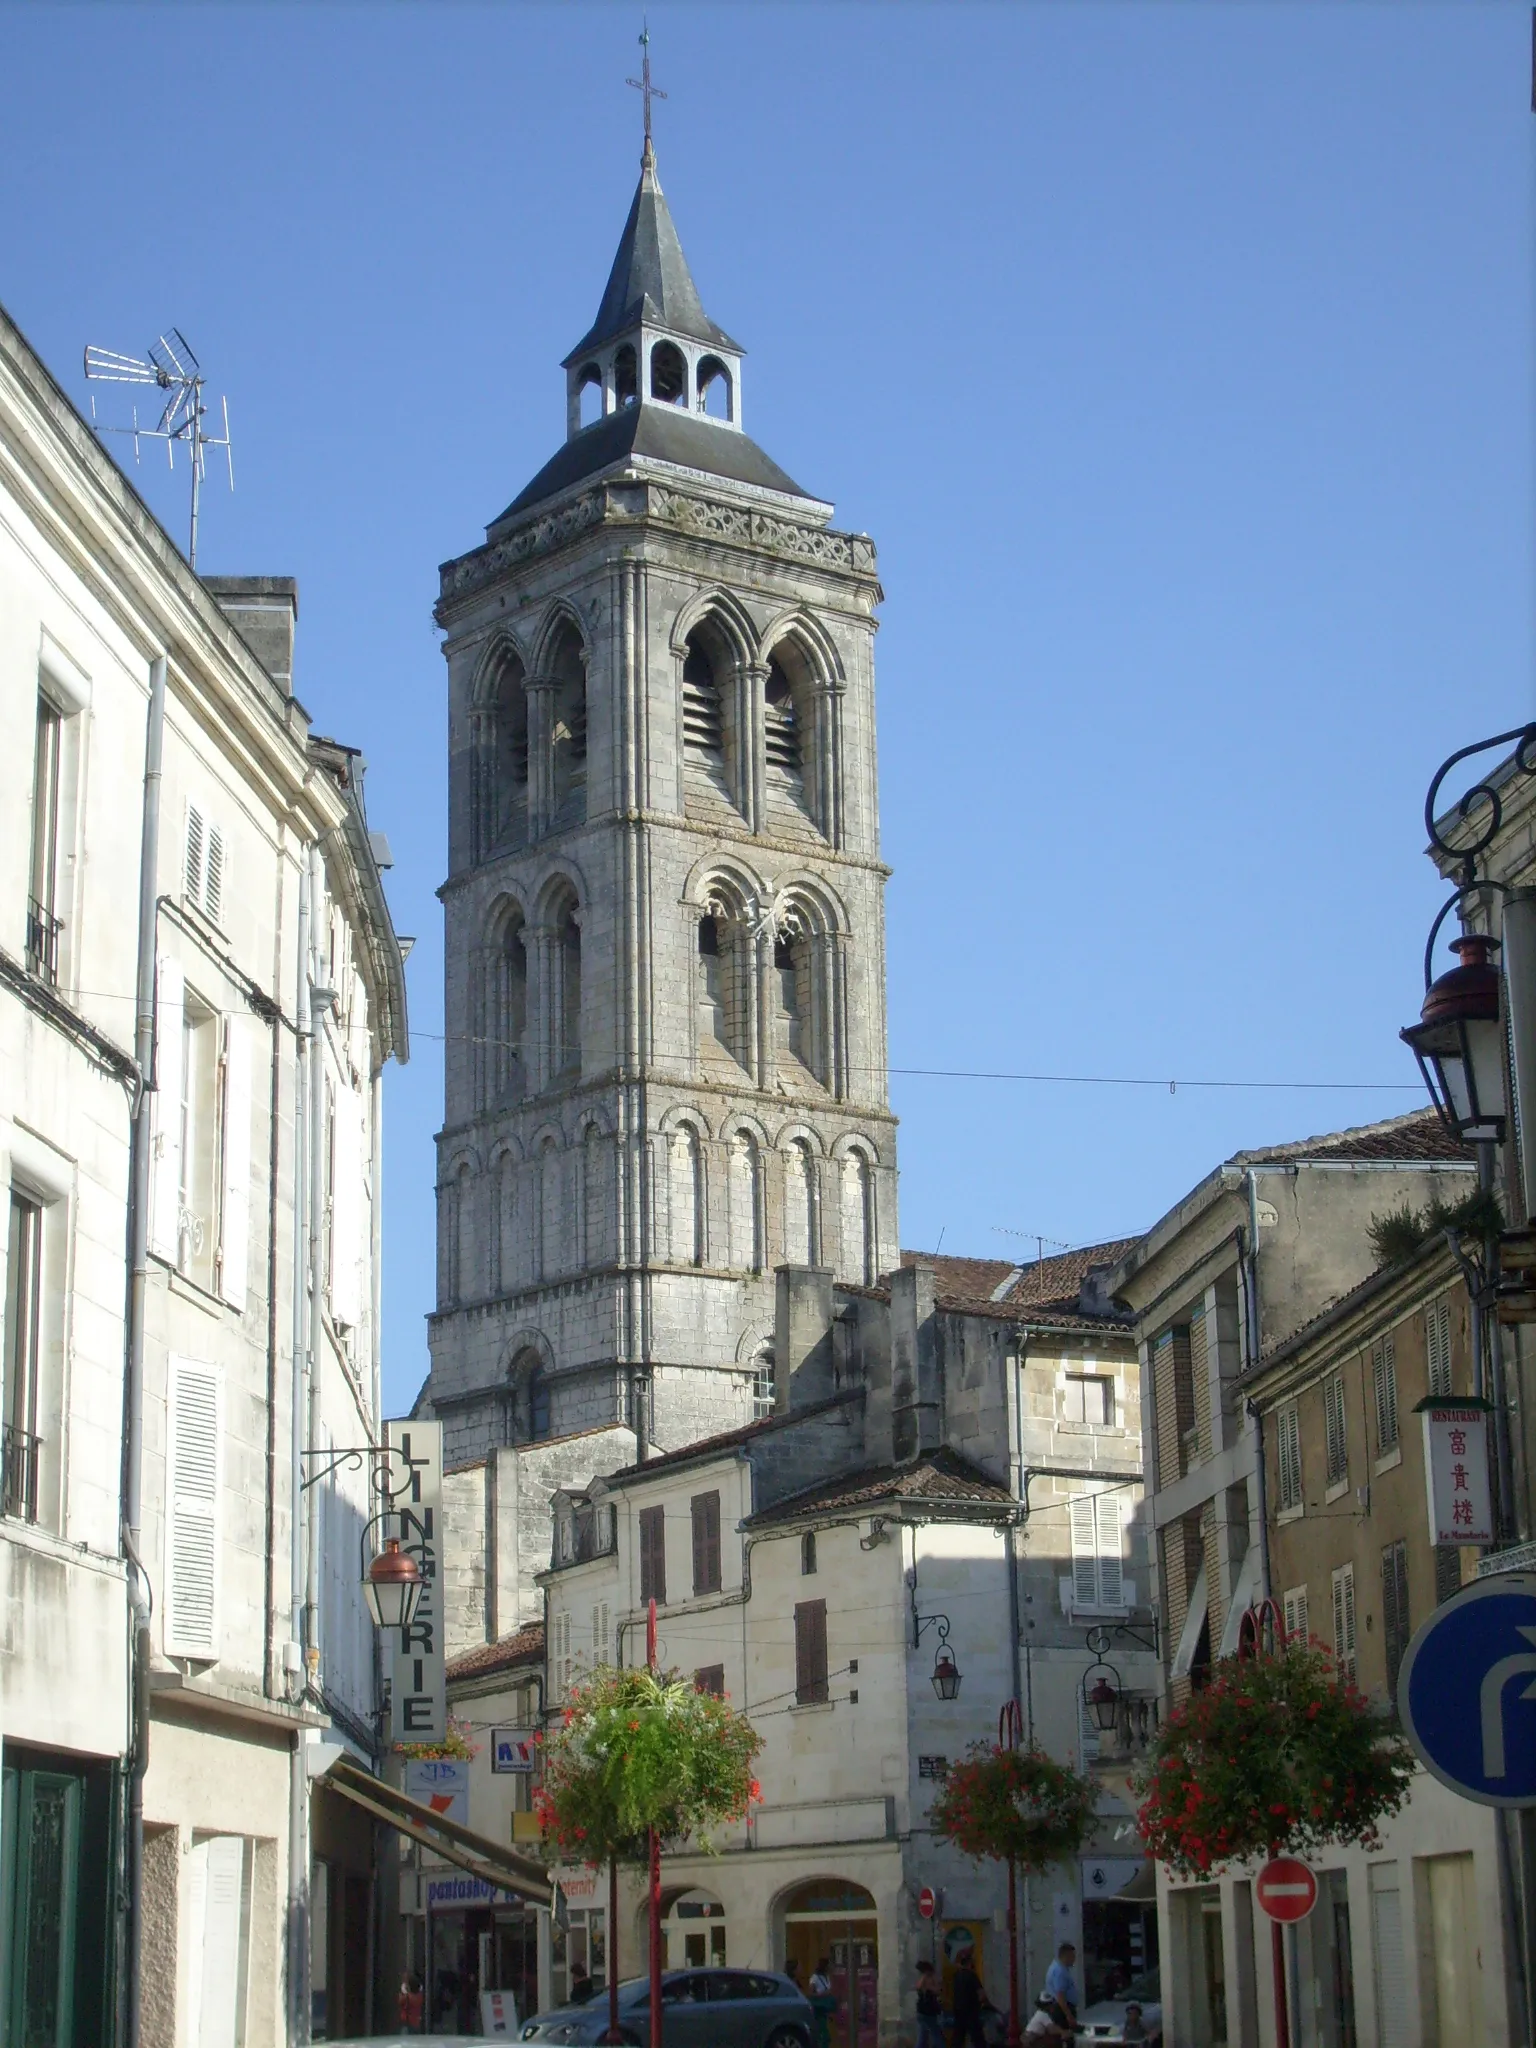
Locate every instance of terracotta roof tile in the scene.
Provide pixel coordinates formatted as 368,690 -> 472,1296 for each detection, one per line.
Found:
747,1446 -> 1014,1527
447,1621 -> 545,1683
1230,1107 -> 1471,1169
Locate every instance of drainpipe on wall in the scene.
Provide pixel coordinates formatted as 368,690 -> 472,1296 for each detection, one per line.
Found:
122,652 -> 166,2048
1240,1180 -> 1272,1600
287,844 -> 313,2047
307,846 -> 331,1678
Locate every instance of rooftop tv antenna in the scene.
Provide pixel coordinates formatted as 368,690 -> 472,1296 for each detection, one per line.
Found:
83,329 -> 232,569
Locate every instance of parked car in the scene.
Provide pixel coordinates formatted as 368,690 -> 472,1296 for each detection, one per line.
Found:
519,1968 -> 814,2046
1075,1967 -> 1163,2046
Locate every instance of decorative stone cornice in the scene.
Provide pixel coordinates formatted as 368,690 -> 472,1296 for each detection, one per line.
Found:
438,479 -> 879,609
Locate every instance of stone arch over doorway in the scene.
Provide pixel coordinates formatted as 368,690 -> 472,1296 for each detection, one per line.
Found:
775,1879 -> 878,2048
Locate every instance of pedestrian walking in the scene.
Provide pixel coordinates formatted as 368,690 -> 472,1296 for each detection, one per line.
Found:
915,1962 -> 945,2048
1044,1944 -> 1080,2034
950,1946 -> 988,2048
808,1957 -> 836,2048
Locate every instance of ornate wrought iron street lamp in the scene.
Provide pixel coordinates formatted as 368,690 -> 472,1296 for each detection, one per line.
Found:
364,1537 -> 424,1632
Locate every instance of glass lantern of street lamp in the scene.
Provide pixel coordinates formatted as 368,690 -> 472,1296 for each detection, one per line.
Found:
1400,933 -> 1507,1143
931,1646 -> 962,1701
1086,1673 -> 1121,1733
364,1538 -> 423,1632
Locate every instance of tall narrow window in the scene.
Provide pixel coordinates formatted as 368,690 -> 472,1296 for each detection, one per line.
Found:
589,1600 -> 612,1669
691,1491 -> 722,1596
750,1348 -> 775,1421
1382,1541 -> 1410,1695
3,1192 -> 43,1523
839,1153 -> 876,1286
639,1504 -> 666,1606
539,1141 -> 562,1281
1426,1296 -> 1453,1398
26,696 -> 62,985
487,908 -> 528,1107
552,1610 -> 574,1699
183,803 -> 225,925
764,660 -> 801,774
1276,1404 -> 1303,1511
1331,1562 -> 1357,1686
527,1365 -> 551,1443
1323,1372 -> 1348,1487
583,1125 -> 607,1269
549,625 -> 587,827
1372,1335 -> 1399,1453
773,934 -> 807,1069
794,1599 -> 829,1704
800,1531 -> 817,1577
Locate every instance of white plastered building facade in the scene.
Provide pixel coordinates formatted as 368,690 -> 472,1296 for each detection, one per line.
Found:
0,302 -> 407,2045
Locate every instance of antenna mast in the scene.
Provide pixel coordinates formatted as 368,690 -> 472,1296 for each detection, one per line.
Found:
83,329 -> 233,569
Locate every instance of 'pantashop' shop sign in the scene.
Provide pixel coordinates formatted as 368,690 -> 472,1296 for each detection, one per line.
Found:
386,1419 -> 445,1740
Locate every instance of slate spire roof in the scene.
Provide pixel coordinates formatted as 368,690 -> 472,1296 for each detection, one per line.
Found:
564,151 -> 741,365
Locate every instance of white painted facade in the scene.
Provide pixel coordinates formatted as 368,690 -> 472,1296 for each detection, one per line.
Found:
0,301 -> 406,2044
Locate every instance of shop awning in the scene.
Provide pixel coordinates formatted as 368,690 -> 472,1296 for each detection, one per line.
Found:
322,1757 -> 553,1906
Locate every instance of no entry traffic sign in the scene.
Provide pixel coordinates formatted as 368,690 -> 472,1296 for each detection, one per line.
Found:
917,1887 -> 937,1920
1256,1859 -> 1317,1924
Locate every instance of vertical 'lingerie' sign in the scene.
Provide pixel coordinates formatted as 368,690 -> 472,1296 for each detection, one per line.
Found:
386,1420 -> 446,1740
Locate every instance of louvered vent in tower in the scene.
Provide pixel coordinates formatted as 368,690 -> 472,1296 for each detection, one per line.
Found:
764,661 -> 800,773
682,645 -> 724,762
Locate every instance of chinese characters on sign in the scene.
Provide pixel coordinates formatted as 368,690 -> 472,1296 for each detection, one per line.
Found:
1421,1401 -> 1494,1546
386,1419 -> 446,1739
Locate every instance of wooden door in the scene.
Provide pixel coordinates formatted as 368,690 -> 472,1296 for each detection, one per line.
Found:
1426,1853 -> 1483,2047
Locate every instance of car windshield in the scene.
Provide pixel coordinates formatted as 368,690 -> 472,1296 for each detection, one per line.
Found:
1116,1970 -> 1161,2005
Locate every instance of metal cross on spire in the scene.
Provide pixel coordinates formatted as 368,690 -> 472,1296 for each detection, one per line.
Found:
627,20 -> 667,164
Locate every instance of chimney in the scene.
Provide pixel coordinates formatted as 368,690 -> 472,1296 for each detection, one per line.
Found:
890,1263 -> 941,1463
773,1265 -> 835,1413
203,575 -> 297,696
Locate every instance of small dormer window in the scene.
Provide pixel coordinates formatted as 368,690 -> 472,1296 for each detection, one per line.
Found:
650,341 -> 687,405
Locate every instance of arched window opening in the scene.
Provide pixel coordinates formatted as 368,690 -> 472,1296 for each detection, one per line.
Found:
475,648 -> 528,857
583,1125 -> 607,1269
697,356 -> 732,421
496,1153 -> 518,1294
783,1141 -> 815,1266
801,1531 -> 817,1576
538,1142 -> 562,1281
614,345 -> 638,407
729,1131 -> 763,1272
669,1125 -> 704,1267
578,363 -> 603,428
840,1152 -> 876,1286
698,906 -> 747,1073
650,340 -> 687,405
528,1366 -> 550,1441
487,906 -> 528,1108
681,637 -> 725,765
551,903 -> 582,1081
547,623 -> 587,826
773,932 -> 806,1069
510,1349 -> 550,1444
764,659 -> 800,774
455,1161 -> 474,1302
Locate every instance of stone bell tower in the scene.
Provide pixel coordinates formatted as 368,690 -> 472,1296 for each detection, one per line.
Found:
426,136 -> 898,1466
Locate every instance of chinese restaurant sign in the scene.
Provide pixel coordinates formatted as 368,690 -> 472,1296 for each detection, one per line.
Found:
1420,1399 -> 1494,1547
386,1419 -> 446,1740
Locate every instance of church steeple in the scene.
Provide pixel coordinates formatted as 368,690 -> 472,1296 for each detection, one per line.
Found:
562,152 -> 745,440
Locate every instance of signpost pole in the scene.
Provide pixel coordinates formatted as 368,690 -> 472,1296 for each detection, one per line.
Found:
605,1857 -> 621,2048
647,1599 -> 662,2048
1271,1920 -> 1289,2048
999,1699 -> 1024,2048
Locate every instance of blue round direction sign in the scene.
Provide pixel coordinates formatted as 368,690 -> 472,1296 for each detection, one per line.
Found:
1398,1572 -> 1536,1808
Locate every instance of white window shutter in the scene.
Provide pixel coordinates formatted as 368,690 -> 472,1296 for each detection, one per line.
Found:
204,823 -> 225,926
328,1083 -> 362,1329
150,955 -> 186,1262
1070,1495 -> 1099,1607
1097,1494 -> 1124,1608
185,804 -> 206,907
164,1357 -> 222,1658
217,1016 -> 252,1311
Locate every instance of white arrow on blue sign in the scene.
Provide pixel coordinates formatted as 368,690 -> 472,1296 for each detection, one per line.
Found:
1398,1571 -> 1536,1808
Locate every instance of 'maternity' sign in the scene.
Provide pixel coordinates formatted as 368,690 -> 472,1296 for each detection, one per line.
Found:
1420,1398 -> 1495,1547
386,1420 -> 445,1739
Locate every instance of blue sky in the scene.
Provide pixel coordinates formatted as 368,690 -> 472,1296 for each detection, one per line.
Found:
1,4 -> 1529,1413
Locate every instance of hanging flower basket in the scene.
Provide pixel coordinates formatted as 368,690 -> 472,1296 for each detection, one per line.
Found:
396,1716 -> 479,1763
1136,1635 -> 1414,1879
535,1667 -> 763,1863
929,1742 -> 1099,1872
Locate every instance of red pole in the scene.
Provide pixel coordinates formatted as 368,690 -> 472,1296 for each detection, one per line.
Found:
604,1857 -> 621,2047
647,1599 -> 662,2048
1271,1919 -> 1289,2048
